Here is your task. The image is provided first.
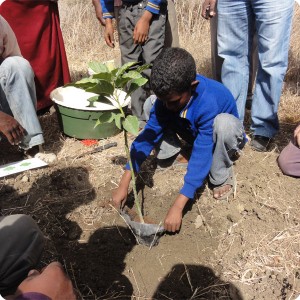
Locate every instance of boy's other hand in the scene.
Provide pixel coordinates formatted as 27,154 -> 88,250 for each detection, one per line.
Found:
164,194 -> 189,232
104,19 -> 115,48
111,170 -> 132,209
133,11 -> 152,44
112,186 -> 128,209
12,262 -> 76,300
201,0 -> 217,19
0,111 -> 25,145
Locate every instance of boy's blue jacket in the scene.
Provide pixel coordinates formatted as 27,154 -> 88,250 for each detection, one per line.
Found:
101,0 -> 164,18
126,74 -> 239,199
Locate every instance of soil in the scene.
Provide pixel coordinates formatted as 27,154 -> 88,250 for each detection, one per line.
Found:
1,109 -> 300,300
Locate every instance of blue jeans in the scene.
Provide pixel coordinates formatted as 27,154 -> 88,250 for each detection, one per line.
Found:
217,0 -> 294,138
0,56 -> 44,149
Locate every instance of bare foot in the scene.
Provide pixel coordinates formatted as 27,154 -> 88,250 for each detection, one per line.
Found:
213,184 -> 232,200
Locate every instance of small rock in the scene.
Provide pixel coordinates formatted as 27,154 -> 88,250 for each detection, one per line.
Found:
194,215 -> 204,229
21,175 -> 29,182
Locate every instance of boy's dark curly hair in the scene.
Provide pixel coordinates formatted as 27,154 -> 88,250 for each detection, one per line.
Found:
150,47 -> 196,97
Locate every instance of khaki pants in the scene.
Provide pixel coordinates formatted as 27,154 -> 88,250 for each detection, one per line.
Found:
0,214 -> 44,296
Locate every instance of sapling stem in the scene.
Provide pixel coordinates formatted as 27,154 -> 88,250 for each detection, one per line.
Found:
116,94 -> 145,224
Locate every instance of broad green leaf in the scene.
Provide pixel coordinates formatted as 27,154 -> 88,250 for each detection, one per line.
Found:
94,112 -> 115,128
116,61 -> 139,78
92,72 -> 112,82
88,61 -> 108,73
122,115 -> 139,136
122,71 -> 143,80
114,113 -> 123,129
66,78 -> 98,90
136,64 -> 151,73
87,95 -> 99,107
86,80 -> 114,96
126,77 -> 148,97
115,76 -> 131,89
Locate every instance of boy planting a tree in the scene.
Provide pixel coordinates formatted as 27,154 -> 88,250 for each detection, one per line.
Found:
113,48 -> 246,232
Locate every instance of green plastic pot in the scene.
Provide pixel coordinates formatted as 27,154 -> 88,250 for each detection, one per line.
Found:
54,103 -> 122,140
51,86 -> 130,140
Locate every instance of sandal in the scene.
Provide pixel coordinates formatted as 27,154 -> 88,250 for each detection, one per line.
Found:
212,168 -> 236,200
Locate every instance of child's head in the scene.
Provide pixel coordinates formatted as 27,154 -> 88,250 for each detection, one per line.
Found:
151,47 -> 197,112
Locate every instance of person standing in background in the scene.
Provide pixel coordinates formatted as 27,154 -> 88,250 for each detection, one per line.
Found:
202,0 -> 294,152
0,0 -> 71,113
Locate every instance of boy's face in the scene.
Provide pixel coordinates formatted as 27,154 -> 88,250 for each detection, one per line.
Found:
158,80 -> 199,113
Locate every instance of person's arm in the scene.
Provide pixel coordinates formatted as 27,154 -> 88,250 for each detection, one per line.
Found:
201,0 -> 217,19
164,108 -> 215,233
294,124 -> 300,147
0,111 -> 25,145
164,194 -> 189,232
133,10 -> 153,44
92,0 -> 106,26
112,170 -> 131,209
133,0 -> 163,44
100,0 -> 115,47
104,18 -> 115,48
0,16 -> 22,57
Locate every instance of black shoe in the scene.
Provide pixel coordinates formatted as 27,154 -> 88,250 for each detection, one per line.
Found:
251,135 -> 271,152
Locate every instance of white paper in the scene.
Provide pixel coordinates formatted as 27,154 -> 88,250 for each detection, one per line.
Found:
0,158 -> 48,178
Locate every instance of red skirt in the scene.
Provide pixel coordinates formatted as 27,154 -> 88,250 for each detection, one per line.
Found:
0,1 -> 71,111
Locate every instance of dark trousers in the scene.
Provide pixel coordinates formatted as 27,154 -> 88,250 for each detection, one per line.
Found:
118,0 -> 166,124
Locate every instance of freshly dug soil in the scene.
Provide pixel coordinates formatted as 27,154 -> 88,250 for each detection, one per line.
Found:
0,112 -> 299,299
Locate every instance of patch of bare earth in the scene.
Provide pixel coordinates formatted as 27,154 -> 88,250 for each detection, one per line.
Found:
0,108 -> 299,299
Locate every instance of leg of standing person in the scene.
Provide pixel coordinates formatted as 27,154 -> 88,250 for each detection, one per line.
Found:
211,11 -> 258,103
118,0 -> 166,127
217,0 -> 253,124
278,141 -> 300,177
0,214 -> 44,296
0,56 -> 44,150
209,113 -> 245,198
250,0 -> 294,140
164,0 -> 179,48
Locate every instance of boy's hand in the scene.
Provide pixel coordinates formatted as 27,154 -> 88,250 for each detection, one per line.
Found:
164,194 -> 189,232
133,11 -> 152,44
0,111 -> 25,145
294,124 -> 300,147
104,19 -> 115,48
112,185 -> 128,209
111,170 -> 132,209
201,0 -> 217,19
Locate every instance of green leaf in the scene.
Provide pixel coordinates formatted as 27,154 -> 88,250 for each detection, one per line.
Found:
88,61 -> 108,73
122,70 -> 143,80
116,61 -> 139,78
94,112 -> 116,128
114,113 -> 123,129
126,77 -> 148,97
115,77 -> 131,89
136,64 -> 151,73
86,80 -> 114,96
92,72 -> 112,82
122,115 -> 139,136
87,95 -> 99,107
67,78 -> 98,90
